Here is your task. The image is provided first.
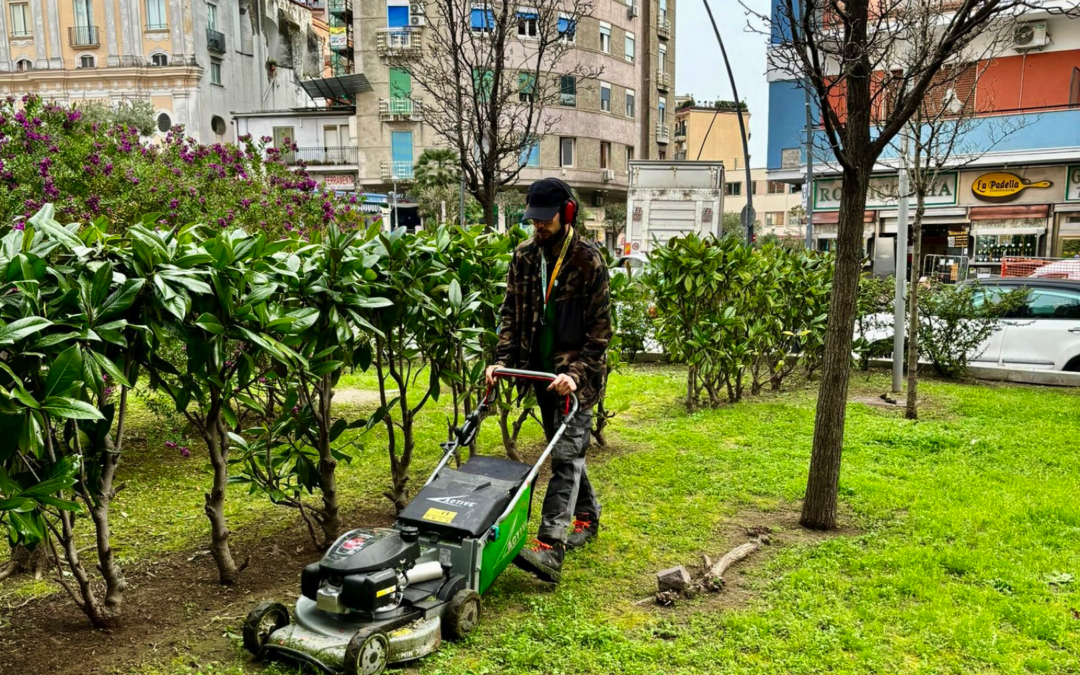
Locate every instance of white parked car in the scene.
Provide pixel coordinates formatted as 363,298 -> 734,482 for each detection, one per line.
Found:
609,254 -> 651,278
860,278 -> 1080,371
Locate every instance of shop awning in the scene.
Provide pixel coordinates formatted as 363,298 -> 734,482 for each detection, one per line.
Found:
971,225 -> 1045,236
968,204 -> 1050,220
301,74 -> 372,101
811,210 -> 875,224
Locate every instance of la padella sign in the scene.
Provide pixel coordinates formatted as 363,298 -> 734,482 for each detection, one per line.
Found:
813,172 -> 958,211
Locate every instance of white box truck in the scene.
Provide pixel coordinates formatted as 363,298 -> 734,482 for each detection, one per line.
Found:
622,160 -> 725,256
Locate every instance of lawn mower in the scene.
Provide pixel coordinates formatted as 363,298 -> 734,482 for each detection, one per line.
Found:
242,368 -> 577,675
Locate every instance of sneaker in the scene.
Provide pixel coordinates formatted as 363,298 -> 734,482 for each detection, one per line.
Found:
566,514 -> 599,550
513,538 -> 565,583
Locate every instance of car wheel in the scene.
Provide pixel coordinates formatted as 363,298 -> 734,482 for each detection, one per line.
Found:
1063,355 -> 1080,372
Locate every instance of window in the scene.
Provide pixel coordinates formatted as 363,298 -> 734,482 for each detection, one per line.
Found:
518,71 -> 536,102
750,181 -> 759,195
626,89 -> 635,118
659,0 -> 667,22
1072,67 -> 1080,107
1023,288 -> 1080,319
391,130 -> 414,178
558,14 -> 576,43
471,6 -> 494,33
767,180 -> 786,194
74,0 -> 92,26
211,115 -> 227,136
600,82 -> 611,112
79,54 -> 96,68
389,67 -> 412,98
625,32 -> 635,63
599,22 -> 611,53
151,53 -> 168,66
659,44 -> 666,73
600,141 -> 610,169
520,136 -> 540,167
790,182 -> 802,193
210,60 -> 222,84
765,212 -> 784,228
725,182 -> 742,196
157,112 -> 171,133
560,137 -> 574,167
473,68 -> 493,102
387,3 -> 410,27
517,9 -> 538,38
15,59 -> 31,72
658,150 -> 666,160
146,0 -> 167,29
207,3 -> 218,30
10,4 -> 29,36
658,97 -> 666,125
560,75 -> 576,107
626,146 -> 634,172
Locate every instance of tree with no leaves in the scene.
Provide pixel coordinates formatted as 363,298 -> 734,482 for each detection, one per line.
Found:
387,0 -> 600,229
759,0 -> 1036,530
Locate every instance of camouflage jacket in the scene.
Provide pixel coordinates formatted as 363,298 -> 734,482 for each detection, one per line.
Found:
493,232 -> 612,408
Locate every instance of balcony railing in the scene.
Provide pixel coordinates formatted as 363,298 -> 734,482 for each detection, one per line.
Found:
657,19 -> 671,40
287,146 -> 359,166
376,28 -> 423,58
655,123 -> 669,143
207,27 -> 226,53
656,70 -> 670,92
329,0 -> 353,17
379,98 -> 424,121
69,25 -> 100,47
381,161 -> 415,180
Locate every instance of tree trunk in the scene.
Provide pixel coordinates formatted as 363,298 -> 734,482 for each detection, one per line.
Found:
316,375 -> 341,547
56,509 -> 110,627
801,166 -> 871,531
204,411 -> 240,585
905,197 -> 927,420
0,544 -> 47,582
88,441 -> 125,613
480,190 -> 497,231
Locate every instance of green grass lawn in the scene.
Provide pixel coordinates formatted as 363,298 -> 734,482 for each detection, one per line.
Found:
14,366 -> 1080,674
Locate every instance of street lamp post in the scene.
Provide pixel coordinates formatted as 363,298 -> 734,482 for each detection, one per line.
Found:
892,130 -> 911,393
391,175 -> 399,231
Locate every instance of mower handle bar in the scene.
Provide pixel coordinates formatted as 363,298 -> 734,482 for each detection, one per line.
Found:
422,369 -> 579,495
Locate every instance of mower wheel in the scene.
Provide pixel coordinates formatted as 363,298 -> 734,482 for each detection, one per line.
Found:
242,601 -> 290,656
443,588 -> 482,640
344,626 -> 390,675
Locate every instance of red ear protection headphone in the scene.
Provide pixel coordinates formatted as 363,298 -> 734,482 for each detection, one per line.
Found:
550,178 -> 578,226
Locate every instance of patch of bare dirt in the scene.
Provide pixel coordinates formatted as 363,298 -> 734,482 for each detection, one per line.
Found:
0,505 -> 394,675
639,505 -> 855,617
332,388 -> 382,408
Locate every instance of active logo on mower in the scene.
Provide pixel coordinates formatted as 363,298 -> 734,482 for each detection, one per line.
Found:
428,495 -> 477,508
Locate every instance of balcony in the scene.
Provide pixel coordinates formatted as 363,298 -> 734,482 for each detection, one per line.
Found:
655,123 -> 669,144
674,129 -> 687,143
657,18 -> 671,40
295,0 -> 326,8
287,146 -> 359,166
207,27 -> 226,54
379,98 -> 424,122
381,161 -> 415,181
329,0 -> 353,19
656,70 -> 670,92
69,25 -> 100,48
376,28 -> 423,58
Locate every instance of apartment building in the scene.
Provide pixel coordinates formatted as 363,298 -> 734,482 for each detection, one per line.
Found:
0,0 -> 329,143
766,8 -> 1080,270
674,102 -> 803,239
348,0 -> 676,230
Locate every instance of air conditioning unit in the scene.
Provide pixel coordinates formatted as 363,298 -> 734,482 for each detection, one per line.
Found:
410,14 -> 426,26
628,3 -> 639,18
1013,21 -> 1048,50
602,169 -> 615,182
410,2 -> 425,15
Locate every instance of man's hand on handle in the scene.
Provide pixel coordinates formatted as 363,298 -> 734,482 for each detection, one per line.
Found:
548,373 -> 577,396
485,365 -> 500,386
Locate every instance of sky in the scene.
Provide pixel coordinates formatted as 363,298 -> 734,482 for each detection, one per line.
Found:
675,0 -> 771,168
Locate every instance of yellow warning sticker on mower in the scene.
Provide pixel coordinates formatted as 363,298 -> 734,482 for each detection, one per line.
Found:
376,585 -> 397,598
422,508 -> 457,524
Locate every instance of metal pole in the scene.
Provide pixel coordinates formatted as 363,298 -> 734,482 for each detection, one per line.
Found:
701,0 -> 753,242
392,177 -> 399,231
804,87 -> 814,249
892,131 -> 910,393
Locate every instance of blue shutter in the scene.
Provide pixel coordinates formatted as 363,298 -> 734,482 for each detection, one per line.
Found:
391,131 -> 414,178
517,10 -> 538,19
471,8 -> 493,29
387,5 -> 409,27
528,143 -> 540,167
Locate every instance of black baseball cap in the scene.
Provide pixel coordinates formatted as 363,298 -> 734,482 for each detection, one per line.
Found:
523,178 -> 570,222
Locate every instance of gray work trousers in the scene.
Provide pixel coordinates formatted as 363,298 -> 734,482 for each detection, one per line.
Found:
534,386 -> 600,544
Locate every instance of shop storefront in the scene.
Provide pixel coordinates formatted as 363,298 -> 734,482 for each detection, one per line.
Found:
1055,165 -> 1080,257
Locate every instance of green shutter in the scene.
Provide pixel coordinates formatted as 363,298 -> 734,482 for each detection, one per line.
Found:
473,69 -> 494,102
389,68 -> 412,98
518,72 -> 535,94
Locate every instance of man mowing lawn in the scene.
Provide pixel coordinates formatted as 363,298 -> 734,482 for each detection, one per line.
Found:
486,177 -> 612,584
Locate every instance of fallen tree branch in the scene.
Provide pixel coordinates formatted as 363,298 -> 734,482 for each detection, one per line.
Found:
709,536 -> 768,579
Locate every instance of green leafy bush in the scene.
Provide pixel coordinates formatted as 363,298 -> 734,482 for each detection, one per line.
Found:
918,282 -> 1029,378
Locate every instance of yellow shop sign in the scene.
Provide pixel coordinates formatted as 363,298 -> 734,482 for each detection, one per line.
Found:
971,172 -> 1053,203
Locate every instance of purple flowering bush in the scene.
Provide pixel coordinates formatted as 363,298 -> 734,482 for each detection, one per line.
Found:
0,95 -> 365,236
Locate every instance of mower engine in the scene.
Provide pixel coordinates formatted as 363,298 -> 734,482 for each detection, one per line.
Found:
301,526 -> 445,616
